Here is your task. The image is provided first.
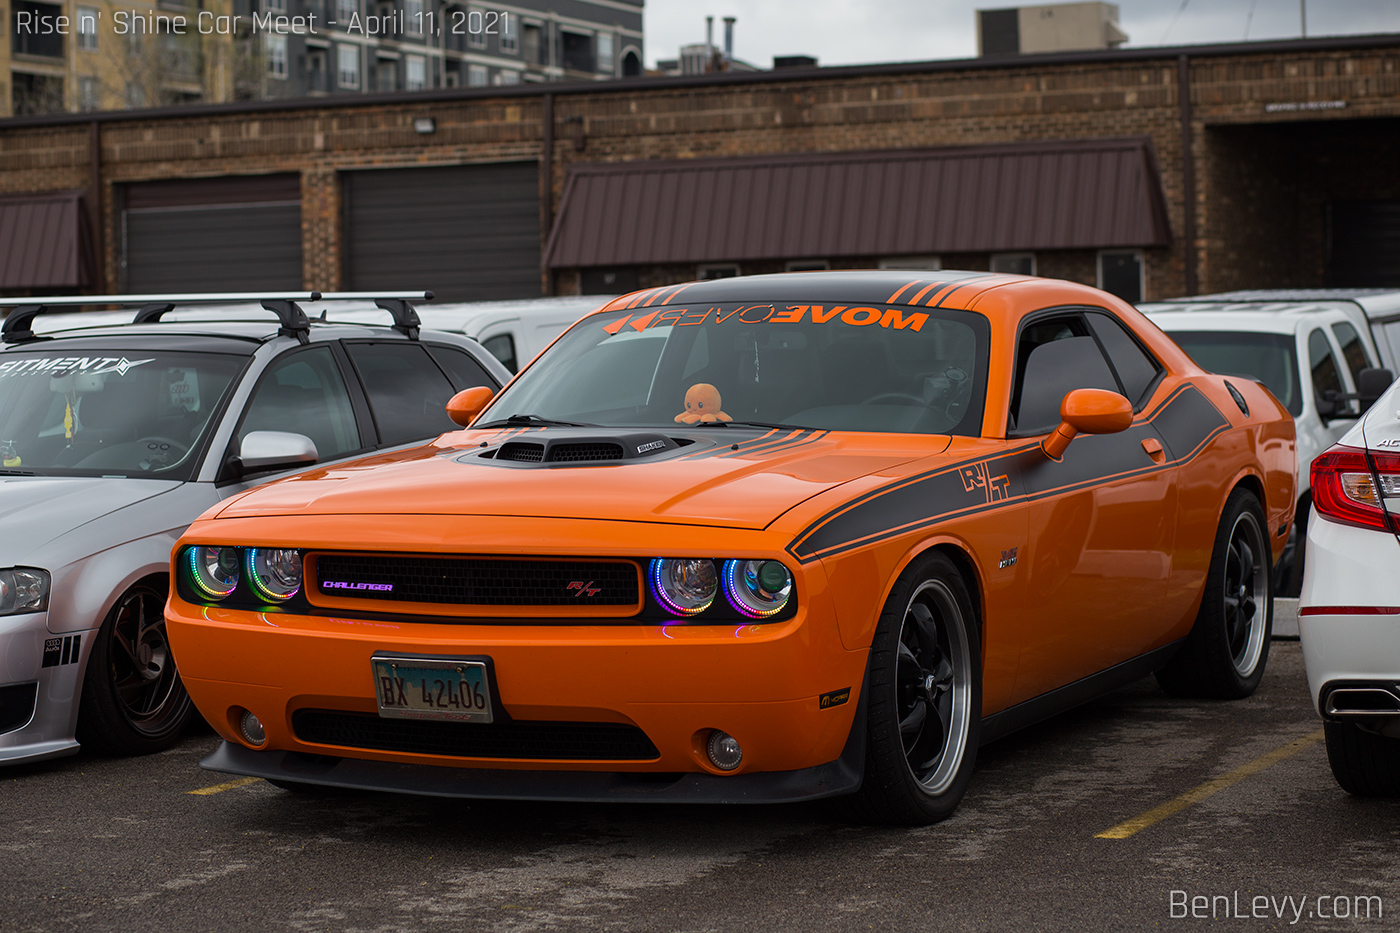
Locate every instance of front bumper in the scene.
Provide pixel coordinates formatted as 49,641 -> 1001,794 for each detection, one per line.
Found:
0,611 -> 83,765
168,599 -> 868,781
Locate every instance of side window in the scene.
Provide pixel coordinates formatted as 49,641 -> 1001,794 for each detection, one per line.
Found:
1331,322 -> 1371,385
427,344 -> 497,390
482,334 -> 518,372
1308,328 -> 1346,409
1087,312 -> 1162,409
345,342 -> 459,446
1010,315 -> 1120,434
238,347 -> 361,462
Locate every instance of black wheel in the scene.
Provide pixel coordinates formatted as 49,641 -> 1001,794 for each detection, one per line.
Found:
1156,488 -> 1273,699
853,551 -> 981,826
1325,721 -> 1400,796
77,581 -> 195,755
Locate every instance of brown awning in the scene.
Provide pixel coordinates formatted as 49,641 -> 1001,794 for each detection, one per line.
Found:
544,138 -> 1172,269
0,190 -> 95,291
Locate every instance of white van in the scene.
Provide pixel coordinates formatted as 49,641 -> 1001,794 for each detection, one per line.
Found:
1141,289 -> 1400,598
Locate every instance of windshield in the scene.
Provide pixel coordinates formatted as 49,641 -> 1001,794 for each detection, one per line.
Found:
1168,331 -> 1301,416
0,349 -> 244,479
484,302 -> 989,435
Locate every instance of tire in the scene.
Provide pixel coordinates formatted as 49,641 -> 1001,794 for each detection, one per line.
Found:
1325,721 -> 1400,796
1156,488 -> 1273,699
76,580 -> 195,755
853,551 -> 982,826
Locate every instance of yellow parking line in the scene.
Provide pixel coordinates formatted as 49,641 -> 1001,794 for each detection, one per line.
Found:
187,776 -> 263,796
1096,728 -> 1325,839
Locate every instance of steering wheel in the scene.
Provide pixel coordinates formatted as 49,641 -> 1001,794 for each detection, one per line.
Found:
862,392 -> 926,406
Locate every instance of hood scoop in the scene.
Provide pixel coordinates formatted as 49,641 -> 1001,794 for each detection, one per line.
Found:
481,433 -> 691,467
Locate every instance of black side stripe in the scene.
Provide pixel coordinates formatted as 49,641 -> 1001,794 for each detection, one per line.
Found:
787,385 -> 1230,564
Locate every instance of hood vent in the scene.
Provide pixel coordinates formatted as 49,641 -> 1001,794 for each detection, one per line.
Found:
482,433 -> 684,466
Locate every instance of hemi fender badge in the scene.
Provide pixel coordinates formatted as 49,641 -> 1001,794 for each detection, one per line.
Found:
999,547 -> 1018,569
819,687 -> 851,710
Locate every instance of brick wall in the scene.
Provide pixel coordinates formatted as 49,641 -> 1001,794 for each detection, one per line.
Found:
1,39 -> 1398,298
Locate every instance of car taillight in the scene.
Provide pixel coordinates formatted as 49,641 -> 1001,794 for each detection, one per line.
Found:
1311,445 -> 1400,533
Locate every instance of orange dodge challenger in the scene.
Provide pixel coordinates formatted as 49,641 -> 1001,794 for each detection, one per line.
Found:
167,271 -> 1295,824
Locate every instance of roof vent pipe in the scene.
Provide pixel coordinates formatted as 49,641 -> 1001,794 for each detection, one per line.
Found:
705,16 -> 714,63
723,16 -> 735,58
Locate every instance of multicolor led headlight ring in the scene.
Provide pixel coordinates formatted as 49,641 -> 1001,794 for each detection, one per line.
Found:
649,558 -> 718,617
723,559 -> 793,618
187,546 -> 241,600
246,548 -> 302,602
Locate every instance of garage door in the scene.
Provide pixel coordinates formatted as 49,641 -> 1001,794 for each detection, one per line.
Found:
1328,200 -> 1400,288
122,175 -> 303,293
342,163 -> 540,301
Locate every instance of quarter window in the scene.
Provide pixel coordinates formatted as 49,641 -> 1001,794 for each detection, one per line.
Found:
1087,312 -> 1161,409
1010,315 -> 1120,434
428,345 -> 498,387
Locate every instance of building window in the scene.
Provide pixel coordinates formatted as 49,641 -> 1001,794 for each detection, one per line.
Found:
493,68 -> 519,85
337,43 -> 360,88
990,252 -> 1035,276
264,0 -> 286,11
336,0 -> 357,25
375,57 -> 397,91
500,12 -> 517,53
266,34 -> 288,78
785,259 -> 829,272
878,256 -> 941,271
467,63 -> 487,86
404,0 -> 423,34
77,6 -> 99,50
698,264 -> 740,280
406,54 -> 425,90
561,30 -> 594,72
467,7 -> 486,48
596,32 -> 613,73
125,82 -> 146,108
1097,250 -> 1144,304
522,21 -> 543,65
78,76 -> 99,110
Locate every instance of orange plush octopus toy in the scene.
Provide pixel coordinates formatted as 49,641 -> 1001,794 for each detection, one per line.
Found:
675,383 -> 732,424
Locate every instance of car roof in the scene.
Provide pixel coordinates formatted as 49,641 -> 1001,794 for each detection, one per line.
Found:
1138,304 -> 1345,336
1142,289 -> 1400,322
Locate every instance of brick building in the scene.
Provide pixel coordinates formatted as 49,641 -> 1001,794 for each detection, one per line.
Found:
0,32 -> 1398,302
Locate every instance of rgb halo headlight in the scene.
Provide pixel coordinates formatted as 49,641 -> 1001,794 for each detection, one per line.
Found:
722,559 -> 793,618
187,546 -> 241,600
246,548 -> 302,602
649,558 -> 718,616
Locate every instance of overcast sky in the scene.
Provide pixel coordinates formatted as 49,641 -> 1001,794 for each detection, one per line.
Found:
644,0 -> 1400,69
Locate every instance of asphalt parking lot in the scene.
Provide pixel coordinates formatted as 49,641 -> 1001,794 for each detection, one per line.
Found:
4,640 -> 1395,933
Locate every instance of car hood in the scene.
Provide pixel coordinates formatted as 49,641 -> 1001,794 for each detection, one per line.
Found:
213,431 -> 948,530
0,476 -> 183,561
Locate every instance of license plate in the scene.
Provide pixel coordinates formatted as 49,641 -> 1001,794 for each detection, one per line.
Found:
372,656 -> 493,723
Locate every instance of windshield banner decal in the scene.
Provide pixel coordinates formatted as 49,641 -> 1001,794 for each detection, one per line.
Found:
603,305 -> 929,335
0,356 -> 155,379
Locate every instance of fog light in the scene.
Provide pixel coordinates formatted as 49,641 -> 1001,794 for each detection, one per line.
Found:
706,730 -> 743,771
239,709 -> 266,746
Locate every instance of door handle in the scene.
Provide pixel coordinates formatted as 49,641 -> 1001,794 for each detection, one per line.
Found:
1141,438 -> 1165,464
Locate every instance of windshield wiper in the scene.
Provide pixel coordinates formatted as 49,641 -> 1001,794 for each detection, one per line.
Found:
691,420 -> 812,430
475,413 -> 599,429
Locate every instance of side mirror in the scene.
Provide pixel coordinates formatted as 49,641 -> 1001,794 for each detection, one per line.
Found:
1358,367 -> 1394,412
1041,388 -> 1133,461
446,386 -> 496,426
1316,389 -> 1340,419
237,430 -> 318,474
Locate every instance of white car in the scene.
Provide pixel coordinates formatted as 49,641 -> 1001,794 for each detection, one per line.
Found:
1299,375 -> 1400,795
1142,291 -> 1398,594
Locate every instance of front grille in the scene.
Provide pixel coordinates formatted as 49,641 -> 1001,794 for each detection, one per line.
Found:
315,555 -> 640,606
550,443 -> 623,462
293,710 -> 660,760
497,442 -> 544,462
